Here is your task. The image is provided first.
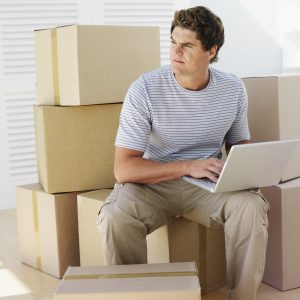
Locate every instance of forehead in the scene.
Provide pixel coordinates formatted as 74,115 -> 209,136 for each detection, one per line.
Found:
171,26 -> 199,43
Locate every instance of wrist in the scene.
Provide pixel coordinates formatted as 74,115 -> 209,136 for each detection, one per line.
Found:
180,160 -> 192,176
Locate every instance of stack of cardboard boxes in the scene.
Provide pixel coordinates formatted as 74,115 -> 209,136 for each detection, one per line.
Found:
16,24 -> 160,279
16,24 -> 226,297
243,75 -> 300,291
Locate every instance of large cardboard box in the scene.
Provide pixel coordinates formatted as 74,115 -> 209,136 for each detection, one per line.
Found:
168,217 -> 227,294
16,183 -> 80,278
77,189 -> 169,266
261,178 -> 300,291
243,75 -> 300,181
54,262 -> 200,300
34,104 -> 122,194
34,25 -> 160,106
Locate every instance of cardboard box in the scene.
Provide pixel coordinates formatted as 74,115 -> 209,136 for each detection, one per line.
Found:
261,178 -> 300,291
54,262 -> 201,300
77,189 -> 169,266
34,104 -> 122,193
34,25 -> 160,106
168,217 -> 227,294
16,183 -> 80,278
77,190 -> 225,295
243,75 -> 300,181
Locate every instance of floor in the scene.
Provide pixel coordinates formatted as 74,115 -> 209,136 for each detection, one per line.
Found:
1,209 -> 300,300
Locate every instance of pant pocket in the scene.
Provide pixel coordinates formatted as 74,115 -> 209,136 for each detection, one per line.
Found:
97,183 -> 124,216
249,188 -> 270,213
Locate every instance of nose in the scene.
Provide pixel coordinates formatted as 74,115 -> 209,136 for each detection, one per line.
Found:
173,44 -> 183,55
174,44 -> 183,55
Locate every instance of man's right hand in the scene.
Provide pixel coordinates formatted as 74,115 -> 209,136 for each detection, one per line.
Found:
187,158 -> 224,183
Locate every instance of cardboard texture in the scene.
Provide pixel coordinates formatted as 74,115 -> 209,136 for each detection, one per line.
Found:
34,104 -> 122,194
168,217 -> 227,294
54,262 -> 201,300
34,25 -> 161,106
243,75 -> 300,181
77,189 -> 170,266
261,178 -> 300,291
16,183 -> 80,278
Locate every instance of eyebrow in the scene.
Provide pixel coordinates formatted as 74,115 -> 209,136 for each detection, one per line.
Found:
170,36 -> 196,47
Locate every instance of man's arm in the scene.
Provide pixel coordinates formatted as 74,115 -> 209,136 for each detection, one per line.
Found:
225,139 -> 250,155
114,146 -> 224,184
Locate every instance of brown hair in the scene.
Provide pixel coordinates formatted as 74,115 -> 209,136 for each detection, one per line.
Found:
171,6 -> 224,63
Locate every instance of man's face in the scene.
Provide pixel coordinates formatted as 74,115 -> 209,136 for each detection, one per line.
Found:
170,26 -> 214,77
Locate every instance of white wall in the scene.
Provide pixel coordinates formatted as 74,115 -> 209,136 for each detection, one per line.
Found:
191,0 -> 282,77
278,0 -> 300,73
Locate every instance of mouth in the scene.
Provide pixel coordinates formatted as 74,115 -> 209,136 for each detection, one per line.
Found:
172,59 -> 185,64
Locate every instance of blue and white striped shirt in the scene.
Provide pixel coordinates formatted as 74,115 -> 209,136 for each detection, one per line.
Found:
116,65 -> 250,162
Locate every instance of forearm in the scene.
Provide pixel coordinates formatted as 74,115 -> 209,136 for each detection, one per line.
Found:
114,146 -> 223,184
114,156 -> 191,184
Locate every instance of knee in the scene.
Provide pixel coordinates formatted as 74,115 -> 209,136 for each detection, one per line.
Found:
99,203 -> 114,222
97,203 -> 125,233
243,191 -> 269,216
228,191 -> 269,221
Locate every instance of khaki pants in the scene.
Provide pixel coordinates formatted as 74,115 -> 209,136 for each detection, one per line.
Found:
97,179 -> 269,300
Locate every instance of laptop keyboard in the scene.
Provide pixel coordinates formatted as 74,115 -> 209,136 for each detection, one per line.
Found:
200,178 -> 217,187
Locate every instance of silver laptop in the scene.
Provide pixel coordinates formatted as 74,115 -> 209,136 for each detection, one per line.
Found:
183,139 -> 299,193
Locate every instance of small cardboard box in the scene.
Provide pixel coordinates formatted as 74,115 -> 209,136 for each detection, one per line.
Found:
168,217 -> 227,294
34,25 -> 160,106
261,178 -> 300,291
242,75 -> 300,181
77,189 -> 169,266
34,104 -> 122,194
54,262 -> 201,300
16,183 -> 80,278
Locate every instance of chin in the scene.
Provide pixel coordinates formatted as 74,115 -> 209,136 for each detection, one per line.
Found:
171,63 -> 183,73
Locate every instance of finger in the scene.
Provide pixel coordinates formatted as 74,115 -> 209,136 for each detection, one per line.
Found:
207,165 -> 222,176
205,172 -> 219,183
211,158 -> 224,168
207,160 -> 223,172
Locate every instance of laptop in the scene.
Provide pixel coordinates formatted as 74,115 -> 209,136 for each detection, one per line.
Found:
183,139 -> 299,193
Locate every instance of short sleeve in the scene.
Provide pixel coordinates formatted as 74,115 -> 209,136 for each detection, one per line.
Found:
115,77 -> 152,152
225,82 -> 251,144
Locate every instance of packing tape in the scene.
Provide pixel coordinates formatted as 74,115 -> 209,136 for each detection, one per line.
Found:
64,270 -> 198,280
51,28 -> 60,105
32,191 -> 42,270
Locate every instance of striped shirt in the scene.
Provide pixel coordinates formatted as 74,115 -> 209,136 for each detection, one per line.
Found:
115,65 -> 250,162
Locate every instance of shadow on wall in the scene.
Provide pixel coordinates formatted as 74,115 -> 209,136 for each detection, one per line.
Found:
191,0 -> 282,77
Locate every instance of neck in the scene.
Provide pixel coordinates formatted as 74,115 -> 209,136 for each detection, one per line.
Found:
174,69 -> 210,91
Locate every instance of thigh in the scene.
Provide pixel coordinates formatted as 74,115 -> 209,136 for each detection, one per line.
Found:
102,181 -> 183,233
182,179 -> 237,227
182,180 -> 269,227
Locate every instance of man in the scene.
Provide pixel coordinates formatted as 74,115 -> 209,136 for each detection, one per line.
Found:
97,6 -> 269,300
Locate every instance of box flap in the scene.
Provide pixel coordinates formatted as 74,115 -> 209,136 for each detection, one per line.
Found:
243,73 -> 300,80
34,24 -> 76,32
275,177 -> 300,189
77,189 -> 112,201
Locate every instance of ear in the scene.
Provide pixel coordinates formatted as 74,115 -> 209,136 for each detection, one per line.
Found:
208,45 -> 217,61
